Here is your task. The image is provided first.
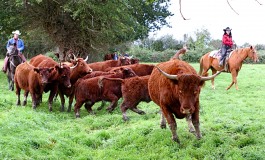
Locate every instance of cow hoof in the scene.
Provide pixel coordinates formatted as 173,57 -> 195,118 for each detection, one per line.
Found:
107,107 -> 114,113
17,101 -> 21,106
189,128 -> 196,133
123,116 -> 130,121
22,101 -> 27,106
172,137 -> 180,144
61,107 -> 65,112
139,111 -> 146,115
75,114 -> 80,118
196,134 -> 202,140
160,124 -> 166,129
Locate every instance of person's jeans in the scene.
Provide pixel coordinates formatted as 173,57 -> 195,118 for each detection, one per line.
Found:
219,45 -> 231,66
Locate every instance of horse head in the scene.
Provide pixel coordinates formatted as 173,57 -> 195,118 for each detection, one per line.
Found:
6,45 -> 18,56
248,46 -> 259,62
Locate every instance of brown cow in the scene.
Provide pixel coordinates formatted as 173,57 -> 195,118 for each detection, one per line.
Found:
106,63 -> 154,76
74,67 -> 137,118
148,60 -> 222,143
103,53 -> 115,61
120,75 -> 151,121
87,57 -> 131,71
130,58 -> 140,64
29,54 -> 71,111
14,62 -> 54,109
57,57 -> 93,112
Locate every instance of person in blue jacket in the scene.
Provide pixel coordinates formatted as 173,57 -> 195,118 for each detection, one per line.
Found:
2,30 -> 26,73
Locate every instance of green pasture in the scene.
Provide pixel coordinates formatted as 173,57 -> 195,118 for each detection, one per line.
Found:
0,59 -> 264,159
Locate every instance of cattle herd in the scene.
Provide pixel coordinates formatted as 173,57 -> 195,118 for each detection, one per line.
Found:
6,51 -> 225,143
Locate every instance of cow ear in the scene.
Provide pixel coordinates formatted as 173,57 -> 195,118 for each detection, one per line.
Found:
55,65 -> 60,71
199,81 -> 205,87
34,68 -> 40,73
49,67 -> 54,73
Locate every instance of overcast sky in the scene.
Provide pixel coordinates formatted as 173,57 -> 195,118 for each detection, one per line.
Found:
151,0 -> 265,46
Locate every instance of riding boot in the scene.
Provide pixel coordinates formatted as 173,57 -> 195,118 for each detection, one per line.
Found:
2,56 -> 9,73
19,53 -> 27,62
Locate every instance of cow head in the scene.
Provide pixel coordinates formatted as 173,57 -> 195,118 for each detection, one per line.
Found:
130,58 -> 140,64
119,56 -> 131,65
55,64 -> 72,88
120,67 -> 137,79
34,67 -> 54,86
155,66 -> 221,114
70,58 -> 92,75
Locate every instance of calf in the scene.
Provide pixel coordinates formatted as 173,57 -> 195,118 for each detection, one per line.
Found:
14,62 -> 54,109
29,54 -> 71,111
120,75 -> 151,121
106,63 -> 154,76
57,57 -> 93,112
74,68 -> 137,118
87,57 -> 131,71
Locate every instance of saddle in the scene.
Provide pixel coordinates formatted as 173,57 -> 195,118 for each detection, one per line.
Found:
209,49 -> 233,72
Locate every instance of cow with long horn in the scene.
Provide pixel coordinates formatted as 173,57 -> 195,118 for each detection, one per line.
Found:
148,59 -> 222,143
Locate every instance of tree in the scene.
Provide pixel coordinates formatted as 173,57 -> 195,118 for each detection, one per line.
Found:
1,0 -> 173,61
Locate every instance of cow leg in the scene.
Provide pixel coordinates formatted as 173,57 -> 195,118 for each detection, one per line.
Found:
31,93 -> 37,110
120,100 -> 130,121
192,104 -> 202,139
67,93 -> 74,112
97,100 -> 106,110
74,101 -> 84,118
16,87 -> 21,106
58,91 -> 65,112
22,91 -> 29,106
161,106 -> 179,143
84,102 -> 95,114
106,100 -> 118,112
48,87 -> 58,112
160,111 -> 166,129
186,114 -> 195,133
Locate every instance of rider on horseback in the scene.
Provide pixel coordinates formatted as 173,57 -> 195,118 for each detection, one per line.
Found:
2,30 -> 26,73
219,27 -> 233,67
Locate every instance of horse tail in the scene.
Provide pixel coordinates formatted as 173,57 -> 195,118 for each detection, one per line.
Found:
198,56 -> 204,75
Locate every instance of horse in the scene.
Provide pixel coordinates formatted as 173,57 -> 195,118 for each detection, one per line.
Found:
6,45 -> 23,91
198,46 -> 258,90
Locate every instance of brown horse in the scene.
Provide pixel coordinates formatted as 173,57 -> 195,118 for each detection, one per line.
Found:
198,46 -> 258,90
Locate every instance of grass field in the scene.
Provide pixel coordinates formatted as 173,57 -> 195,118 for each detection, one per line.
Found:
0,60 -> 264,159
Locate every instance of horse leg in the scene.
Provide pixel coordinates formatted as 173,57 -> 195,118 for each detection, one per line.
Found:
226,70 -> 238,90
211,69 -> 217,89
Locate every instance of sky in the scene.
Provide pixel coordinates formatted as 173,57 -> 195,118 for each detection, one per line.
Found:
150,0 -> 265,46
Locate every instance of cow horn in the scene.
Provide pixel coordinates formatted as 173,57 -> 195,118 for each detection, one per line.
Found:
73,53 -> 77,61
70,63 -> 78,69
200,70 -> 222,81
84,56 -> 88,62
155,66 -> 178,80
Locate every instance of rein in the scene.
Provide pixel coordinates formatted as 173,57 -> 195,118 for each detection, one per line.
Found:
9,54 -> 22,68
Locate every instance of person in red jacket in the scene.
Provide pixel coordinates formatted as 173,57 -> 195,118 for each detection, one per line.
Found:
219,27 -> 233,67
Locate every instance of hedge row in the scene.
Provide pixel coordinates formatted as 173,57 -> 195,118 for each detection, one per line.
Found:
128,46 -> 265,64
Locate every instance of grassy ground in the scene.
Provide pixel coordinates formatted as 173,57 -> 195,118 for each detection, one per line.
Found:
0,60 -> 264,159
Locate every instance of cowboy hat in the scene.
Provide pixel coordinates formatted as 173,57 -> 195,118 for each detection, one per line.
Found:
12,30 -> 21,35
223,27 -> 232,31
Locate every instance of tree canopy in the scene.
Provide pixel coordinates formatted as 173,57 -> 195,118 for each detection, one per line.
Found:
0,0 -> 173,60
